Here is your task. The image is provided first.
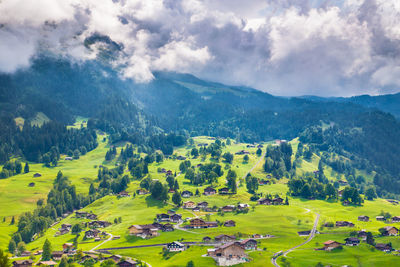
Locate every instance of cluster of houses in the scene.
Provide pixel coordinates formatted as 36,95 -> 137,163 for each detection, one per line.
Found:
257,197 -> 284,205
75,211 -> 97,220
128,222 -> 175,238
57,223 -> 72,235
358,215 -> 400,222
158,168 -> 173,177
186,218 -> 218,229
156,212 -> 183,223
321,237 -> 393,253
180,187 -> 238,197
182,201 -> 249,213
12,253 -> 139,267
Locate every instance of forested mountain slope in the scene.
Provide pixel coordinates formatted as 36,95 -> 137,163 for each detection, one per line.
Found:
1,55 -> 400,196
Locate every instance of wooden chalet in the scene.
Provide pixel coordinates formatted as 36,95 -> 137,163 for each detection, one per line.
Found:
117,260 -> 137,267
257,198 -> 272,205
87,220 -> 111,228
51,251 -> 64,261
375,243 -> 392,252
197,201 -> 209,208
156,213 -> 170,222
239,239 -> 257,250
392,216 -> 400,223
224,220 -> 236,227
203,236 -> 212,242
118,191 -> 130,197
323,240 -> 342,251
215,234 -> 236,243
161,223 -> 174,232
218,187 -> 230,195
183,201 -> 196,209
36,261 -> 57,266
170,214 -> 182,223
188,218 -> 218,229
335,221 -> 354,227
382,226 -> 398,236
204,187 -> 216,195
167,241 -> 186,251
358,215 -> 369,222
84,229 -> 101,239
181,190 -> 193,198
221,205 -> 235,212
128,224 -> 159,239
345,237 -> 360,246
207,242 -> 248,265
136,189 -> 149,195
12,260 -> 33,267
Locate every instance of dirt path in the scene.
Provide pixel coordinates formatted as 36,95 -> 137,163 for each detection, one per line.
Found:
238,150 -> 266,186
271,212 -> 320,267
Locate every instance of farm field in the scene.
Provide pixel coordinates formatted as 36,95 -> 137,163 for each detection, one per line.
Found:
2,132 -> 400,267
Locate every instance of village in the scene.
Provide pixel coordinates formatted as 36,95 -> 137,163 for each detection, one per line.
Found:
5,136 -> 400,267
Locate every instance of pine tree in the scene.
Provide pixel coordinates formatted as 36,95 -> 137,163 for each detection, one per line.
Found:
10,216 -> 14,225
24,162 -> 29,173
59,257 -> 68,267
42,239 -> 52,261
172,191 -> 182,206
8,240 -> 16,254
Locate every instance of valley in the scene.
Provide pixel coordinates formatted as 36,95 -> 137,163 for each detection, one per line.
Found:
3,123 -> 400,267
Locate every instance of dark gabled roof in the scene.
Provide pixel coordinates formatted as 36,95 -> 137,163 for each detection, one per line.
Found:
117,259 -> 137,265
345,237 -> 360,242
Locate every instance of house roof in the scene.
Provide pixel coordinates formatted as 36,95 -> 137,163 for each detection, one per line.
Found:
218,242 -> 243,250
169,241 -> 184,247
324,240 -> 339,245
38,260 -> 57,265
118,259 -> 137,265
240,239 -> 256,244
215,234 -> 236,239
345,237 -> 360,242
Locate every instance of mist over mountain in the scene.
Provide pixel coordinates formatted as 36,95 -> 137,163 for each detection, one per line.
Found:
1,55 -> 400,198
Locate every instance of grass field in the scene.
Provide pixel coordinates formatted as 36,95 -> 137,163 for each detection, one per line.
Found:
3,132 -> 400,266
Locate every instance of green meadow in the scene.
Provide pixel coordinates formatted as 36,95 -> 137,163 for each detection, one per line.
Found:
2,133 -> 400,266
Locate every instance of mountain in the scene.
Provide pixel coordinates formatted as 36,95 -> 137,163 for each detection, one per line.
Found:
301,93 -> 400,118
1,56 -> 400,196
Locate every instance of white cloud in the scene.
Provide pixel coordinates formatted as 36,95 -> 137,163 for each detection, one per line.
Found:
1,0 -> 400,96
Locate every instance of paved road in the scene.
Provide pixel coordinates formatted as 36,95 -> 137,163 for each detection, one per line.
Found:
271,212 -> 320,267
90,233 -> 113,252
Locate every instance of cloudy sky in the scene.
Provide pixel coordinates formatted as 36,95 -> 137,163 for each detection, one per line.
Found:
1,0 -> 400,96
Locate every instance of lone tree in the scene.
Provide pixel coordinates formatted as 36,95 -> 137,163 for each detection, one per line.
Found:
42,239 -> 52,261
172,191 -> 182,206
365,187 -> 377,200
24,162 -> 29,173
8,240 -> 16,254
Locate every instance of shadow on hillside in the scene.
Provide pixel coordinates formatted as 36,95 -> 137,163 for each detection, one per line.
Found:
145,195 -> 168,208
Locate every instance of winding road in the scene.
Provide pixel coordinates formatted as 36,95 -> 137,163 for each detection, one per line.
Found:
271,212 -> 320,267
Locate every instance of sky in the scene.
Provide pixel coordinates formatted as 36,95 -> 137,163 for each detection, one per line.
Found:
0,0 -> 400,97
